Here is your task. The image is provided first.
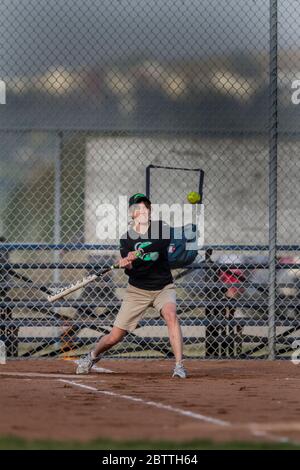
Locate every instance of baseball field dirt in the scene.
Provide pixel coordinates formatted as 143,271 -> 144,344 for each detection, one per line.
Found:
1,359 -> 300,448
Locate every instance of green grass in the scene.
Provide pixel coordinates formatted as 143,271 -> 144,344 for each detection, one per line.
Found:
0,436 -> 300,450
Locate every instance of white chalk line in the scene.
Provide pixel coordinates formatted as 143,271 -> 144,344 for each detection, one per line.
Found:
92,365 -> 115,374
59,379 -> 229,427
0,362 -> 114,380
0,371 -> 94,380
250,429 -> 290,444
58,379 -> 297,444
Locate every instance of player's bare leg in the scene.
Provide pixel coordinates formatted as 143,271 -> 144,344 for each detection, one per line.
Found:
92,326 -> 126,357
161,303 -> 187,378
161,303 -> 183,361
76,326 -> 126,374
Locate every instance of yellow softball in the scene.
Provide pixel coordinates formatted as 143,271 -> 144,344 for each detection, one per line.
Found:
187,191 -> 201,204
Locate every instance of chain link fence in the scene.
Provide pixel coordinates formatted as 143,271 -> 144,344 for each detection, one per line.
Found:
0,0 -> 300,360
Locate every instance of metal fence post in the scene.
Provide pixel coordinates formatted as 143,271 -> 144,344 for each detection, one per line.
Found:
268,0 -> 278,360
53,131 -> 63,285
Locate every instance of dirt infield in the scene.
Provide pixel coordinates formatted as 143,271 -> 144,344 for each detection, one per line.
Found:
1,359 -> 300,445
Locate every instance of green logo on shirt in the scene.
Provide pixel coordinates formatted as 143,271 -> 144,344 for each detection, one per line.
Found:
136,242 -> 159,262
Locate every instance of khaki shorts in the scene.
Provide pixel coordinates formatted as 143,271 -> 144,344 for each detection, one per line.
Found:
114,283 -> 176,332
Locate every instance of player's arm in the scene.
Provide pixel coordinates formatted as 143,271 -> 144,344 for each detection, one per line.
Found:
119,237 -> 133,269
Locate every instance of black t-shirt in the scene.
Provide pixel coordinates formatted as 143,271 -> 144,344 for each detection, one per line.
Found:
120,220 -> 173,290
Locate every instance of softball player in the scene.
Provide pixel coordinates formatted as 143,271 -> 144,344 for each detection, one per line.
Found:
76,193 -> 187,378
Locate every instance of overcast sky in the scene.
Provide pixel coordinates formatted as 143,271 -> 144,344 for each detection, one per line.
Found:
0,0 -> 299,132
1,0 -> 298,77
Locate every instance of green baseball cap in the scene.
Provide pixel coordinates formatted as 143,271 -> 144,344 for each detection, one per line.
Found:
128,193 -> 151,207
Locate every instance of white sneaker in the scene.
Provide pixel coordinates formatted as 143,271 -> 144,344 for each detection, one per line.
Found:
76,352 -> 99,374
172,363 -> 187,379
